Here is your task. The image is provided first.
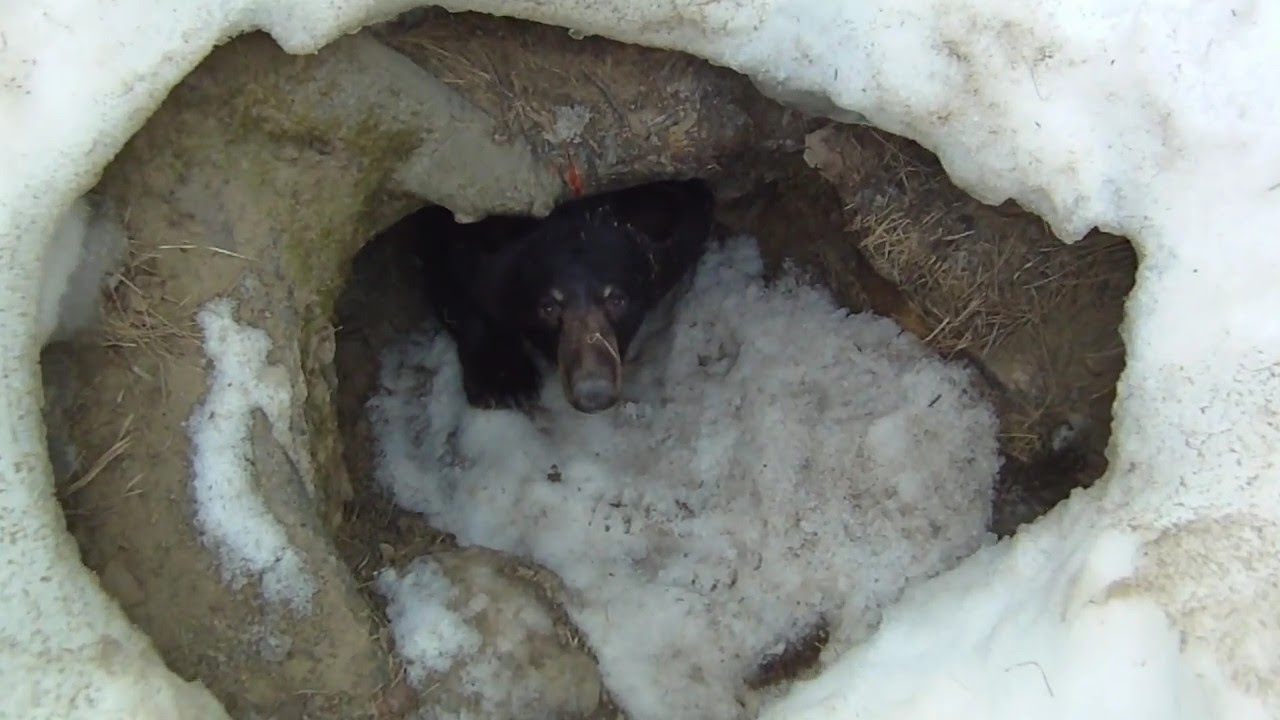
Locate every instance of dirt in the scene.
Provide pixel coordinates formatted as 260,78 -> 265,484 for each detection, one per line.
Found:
42,8 -> 1136,719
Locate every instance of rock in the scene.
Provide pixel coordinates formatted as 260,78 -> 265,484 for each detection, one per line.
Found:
371,8 -> 811,197
376,548 -> 618,719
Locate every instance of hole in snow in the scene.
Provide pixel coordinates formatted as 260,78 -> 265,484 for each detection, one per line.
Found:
34,8 -> 1137,719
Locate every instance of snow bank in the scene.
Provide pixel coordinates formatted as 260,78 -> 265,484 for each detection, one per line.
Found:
369,236 -> 999,718
1,0 -> 1276,717
758,519 -> 1267,720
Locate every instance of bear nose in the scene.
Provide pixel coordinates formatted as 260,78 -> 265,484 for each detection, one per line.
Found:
570,377 -> 618,413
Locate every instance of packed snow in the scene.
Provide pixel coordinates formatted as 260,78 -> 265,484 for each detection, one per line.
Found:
368,236 -> 1000,718
187,298 -> 316,610
2,0 -> 1278,718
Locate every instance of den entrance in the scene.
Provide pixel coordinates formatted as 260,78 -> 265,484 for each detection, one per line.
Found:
42,8 -> 1135,720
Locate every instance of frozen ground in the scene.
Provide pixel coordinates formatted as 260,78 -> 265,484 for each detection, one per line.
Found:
368,236 -> 1000,719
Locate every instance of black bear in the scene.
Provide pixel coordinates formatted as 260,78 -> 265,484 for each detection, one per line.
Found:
410,179 -> 716,413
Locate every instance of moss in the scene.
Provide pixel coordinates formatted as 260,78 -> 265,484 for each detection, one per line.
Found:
256,128 -> 419,531
266,121 -> 419,311
173,40 -> 428,534
297,302 -> 349,527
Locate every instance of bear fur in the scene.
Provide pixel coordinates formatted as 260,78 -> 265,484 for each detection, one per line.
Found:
405,179 -> 716,413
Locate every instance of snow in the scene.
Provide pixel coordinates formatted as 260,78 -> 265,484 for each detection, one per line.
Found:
369,236 -> 1000,718
374,559 -> 483,684
0,0 -> 1276,718
35,195 -> 127,348
36,200 -> 89,348
763,514 -> 1275,719
188,298 -> 318,611
375,551 -> 601,718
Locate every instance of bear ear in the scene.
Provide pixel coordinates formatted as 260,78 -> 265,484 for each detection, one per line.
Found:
606,179 -> 715,247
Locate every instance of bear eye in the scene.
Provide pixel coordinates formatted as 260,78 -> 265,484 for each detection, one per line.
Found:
603,287 -> 628,311
537,294 -> 563,324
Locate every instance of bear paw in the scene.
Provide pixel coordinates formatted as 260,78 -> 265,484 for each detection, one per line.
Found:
459,351 -> 543,411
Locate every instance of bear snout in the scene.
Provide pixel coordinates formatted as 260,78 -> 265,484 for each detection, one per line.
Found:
568,376 -> 617,414
557,305 -> 624,413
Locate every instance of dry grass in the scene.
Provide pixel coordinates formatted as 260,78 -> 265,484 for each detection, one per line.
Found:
100,240 -> 200,360
60,415 -> 134,498
850,130 -> 1134,361
999,395 -> 1060,464
390,16 -> 561,152
376,7 -> 727,189
859,207 -> 1131,462
58,413 -> 145,515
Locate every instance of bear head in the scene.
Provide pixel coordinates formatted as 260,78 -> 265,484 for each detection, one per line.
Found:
500,179 -> 714,413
